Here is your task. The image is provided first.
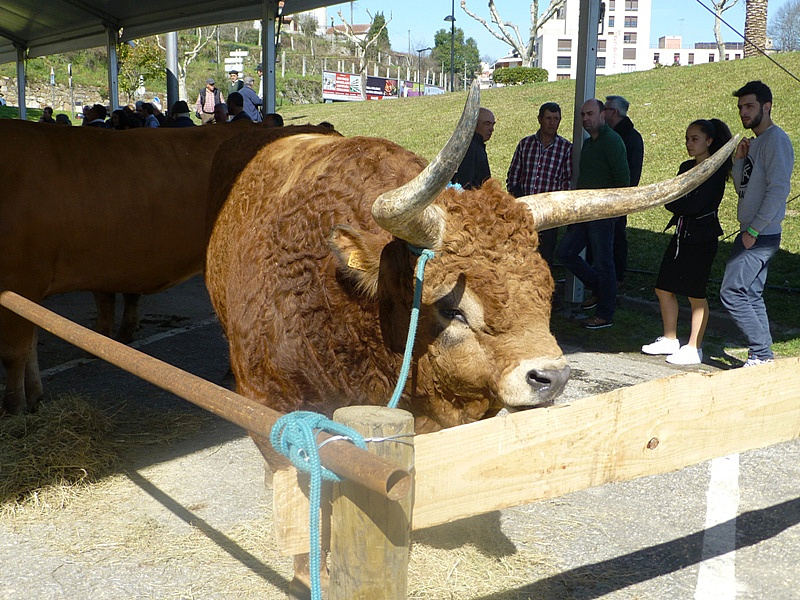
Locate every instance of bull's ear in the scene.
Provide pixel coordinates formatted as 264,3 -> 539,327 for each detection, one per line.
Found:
328,225 -> 383,297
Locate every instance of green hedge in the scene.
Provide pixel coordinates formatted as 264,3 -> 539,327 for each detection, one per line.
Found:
492,66 -> 548,85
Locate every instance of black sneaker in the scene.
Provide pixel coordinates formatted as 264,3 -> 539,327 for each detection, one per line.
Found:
583,316 -> 613,330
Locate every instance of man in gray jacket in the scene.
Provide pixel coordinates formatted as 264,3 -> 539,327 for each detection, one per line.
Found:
720,80 -> 794,367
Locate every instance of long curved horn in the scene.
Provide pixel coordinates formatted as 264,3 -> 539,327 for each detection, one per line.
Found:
522,134 -> 741,231
371,80 -> 481,248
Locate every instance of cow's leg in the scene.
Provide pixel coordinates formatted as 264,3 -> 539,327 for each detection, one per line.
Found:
251,433 -> 329,599
93,292 -> 115,338
115,293 -> 141,343
24,330 -> 43,412
1,311 -> 39,415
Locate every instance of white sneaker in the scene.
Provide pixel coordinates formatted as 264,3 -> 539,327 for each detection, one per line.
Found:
641,336 -> 680,355
666,345 -> 703,365
742,356 -> 774,367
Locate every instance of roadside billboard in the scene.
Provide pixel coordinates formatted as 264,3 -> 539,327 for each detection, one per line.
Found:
323,70 -> 400,102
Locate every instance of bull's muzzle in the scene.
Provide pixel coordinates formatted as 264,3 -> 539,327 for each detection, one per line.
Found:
526,364 -> 571,404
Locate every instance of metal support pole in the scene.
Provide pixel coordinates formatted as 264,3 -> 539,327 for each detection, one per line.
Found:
106,27 -> 120,110
15,45 -> 26,120
166,32 -> 179,114
564,0 -> 601,305
263,0 -> 278,113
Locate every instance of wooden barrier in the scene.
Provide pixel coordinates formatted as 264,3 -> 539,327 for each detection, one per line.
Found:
274,357 -> 800,554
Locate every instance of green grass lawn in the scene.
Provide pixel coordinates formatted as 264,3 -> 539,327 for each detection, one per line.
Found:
278,53 -> 800,359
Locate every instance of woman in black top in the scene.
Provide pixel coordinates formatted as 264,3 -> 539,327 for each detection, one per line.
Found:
641,118 -> 733,365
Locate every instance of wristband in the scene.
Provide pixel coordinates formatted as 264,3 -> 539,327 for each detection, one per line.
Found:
746,227 -> 759,237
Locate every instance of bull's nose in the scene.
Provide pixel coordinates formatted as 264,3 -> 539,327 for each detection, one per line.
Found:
526,365 -> 571,401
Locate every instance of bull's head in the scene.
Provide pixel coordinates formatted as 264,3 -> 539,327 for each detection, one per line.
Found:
352,81 -> 737,431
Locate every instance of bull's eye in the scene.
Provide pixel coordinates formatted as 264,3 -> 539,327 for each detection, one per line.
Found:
440,307 -> 468,325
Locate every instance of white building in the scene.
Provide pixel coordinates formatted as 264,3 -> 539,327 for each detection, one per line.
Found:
651,37 -> 745,67
535,0 -> 653,81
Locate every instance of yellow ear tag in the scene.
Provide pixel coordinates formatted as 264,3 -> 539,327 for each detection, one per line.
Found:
347,250 -> 369,271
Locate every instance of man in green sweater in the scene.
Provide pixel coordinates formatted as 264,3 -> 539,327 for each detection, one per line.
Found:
557,99 -> 630,329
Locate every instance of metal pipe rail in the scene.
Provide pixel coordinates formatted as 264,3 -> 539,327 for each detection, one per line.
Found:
0,290 -> 412,501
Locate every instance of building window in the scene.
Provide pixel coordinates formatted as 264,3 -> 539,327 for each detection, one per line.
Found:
725,53 -> 730,60
625,0 -> 638,10
623,63 -> 636,72
688,53 -> 694,64
556,6 -> 566,19
709,54 -> 715,62
608,16 -> 615,27
624,16 -> 638,27
624,32 -> 637,44
598,39 -> 607,52
609,0 -> 616,10
622,48 -> 637,60
673,53 -> 680,65
653,52 -> 660,64
597,57 -> 606,68
558,39 -> 572,52
557,56 -> 572,69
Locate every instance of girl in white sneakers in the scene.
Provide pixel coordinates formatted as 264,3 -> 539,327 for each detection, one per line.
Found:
641,119 -> 733,365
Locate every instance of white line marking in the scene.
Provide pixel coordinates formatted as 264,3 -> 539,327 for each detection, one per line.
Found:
40,317 -> 219,378
694,453 -> 740,600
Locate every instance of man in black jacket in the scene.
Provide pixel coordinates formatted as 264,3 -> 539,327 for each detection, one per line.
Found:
451,107 -> 495,190
603,95 -> 644,289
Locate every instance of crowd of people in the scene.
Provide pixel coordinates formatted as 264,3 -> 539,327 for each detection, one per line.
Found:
452,80 -> 793,368
36,64 -> 281,129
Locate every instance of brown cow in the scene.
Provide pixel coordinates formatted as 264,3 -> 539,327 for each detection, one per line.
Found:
206,85 -> 736,434
0,119 -> 336,415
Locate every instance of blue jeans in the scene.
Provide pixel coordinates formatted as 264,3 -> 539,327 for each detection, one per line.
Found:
719,233 -> 780,359
557,218 -> 617,321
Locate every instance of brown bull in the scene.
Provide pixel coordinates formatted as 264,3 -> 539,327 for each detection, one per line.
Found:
0,119 -> 335,415
205,84 -> 736,435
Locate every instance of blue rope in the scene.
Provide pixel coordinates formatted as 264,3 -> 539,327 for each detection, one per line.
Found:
270,411 -> 366,600
269,244 -> 435,599
387,247 -> 435,409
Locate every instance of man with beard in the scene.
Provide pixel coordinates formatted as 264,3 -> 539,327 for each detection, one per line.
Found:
720,81 -> 794,367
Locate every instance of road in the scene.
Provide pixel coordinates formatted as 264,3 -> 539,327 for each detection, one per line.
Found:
1,275 -> 798,599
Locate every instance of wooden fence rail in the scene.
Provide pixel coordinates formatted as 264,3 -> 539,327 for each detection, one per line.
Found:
0,290 -> 411,501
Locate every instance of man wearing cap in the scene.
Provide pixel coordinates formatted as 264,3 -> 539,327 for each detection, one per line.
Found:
228,70 -> 244,95
165,100 -> 196,128
239,76 -> 263,123
195,78 -> 222,125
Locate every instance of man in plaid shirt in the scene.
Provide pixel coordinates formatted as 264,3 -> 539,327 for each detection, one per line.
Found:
506,102 -> 573,268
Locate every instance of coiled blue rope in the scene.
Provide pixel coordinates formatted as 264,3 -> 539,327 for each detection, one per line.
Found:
270,244 -> 435,599
270,411 -> 366,600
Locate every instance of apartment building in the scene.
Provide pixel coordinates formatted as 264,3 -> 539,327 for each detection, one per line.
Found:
535,0 -> 653,80
652,37 -> 745,66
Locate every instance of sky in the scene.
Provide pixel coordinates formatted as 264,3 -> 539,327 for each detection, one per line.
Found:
323,0 -> 793,61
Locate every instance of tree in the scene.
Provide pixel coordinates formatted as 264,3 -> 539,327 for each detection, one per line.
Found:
769,0 -> 800,51
117,37 -> 165,104
158,27 -> 218,104
333,10 -> 392,99
432,28 -> 481,87
712,0 -> 740,58
296,14 -> 319,37
365,12 -> 391,62
744,0 -> 768,57
461,0 -> 565,67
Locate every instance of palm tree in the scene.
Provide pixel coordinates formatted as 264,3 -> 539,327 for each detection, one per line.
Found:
744,0 -> 768,58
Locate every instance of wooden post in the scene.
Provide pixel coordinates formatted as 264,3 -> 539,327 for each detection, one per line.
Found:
328,406 -> 414,600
